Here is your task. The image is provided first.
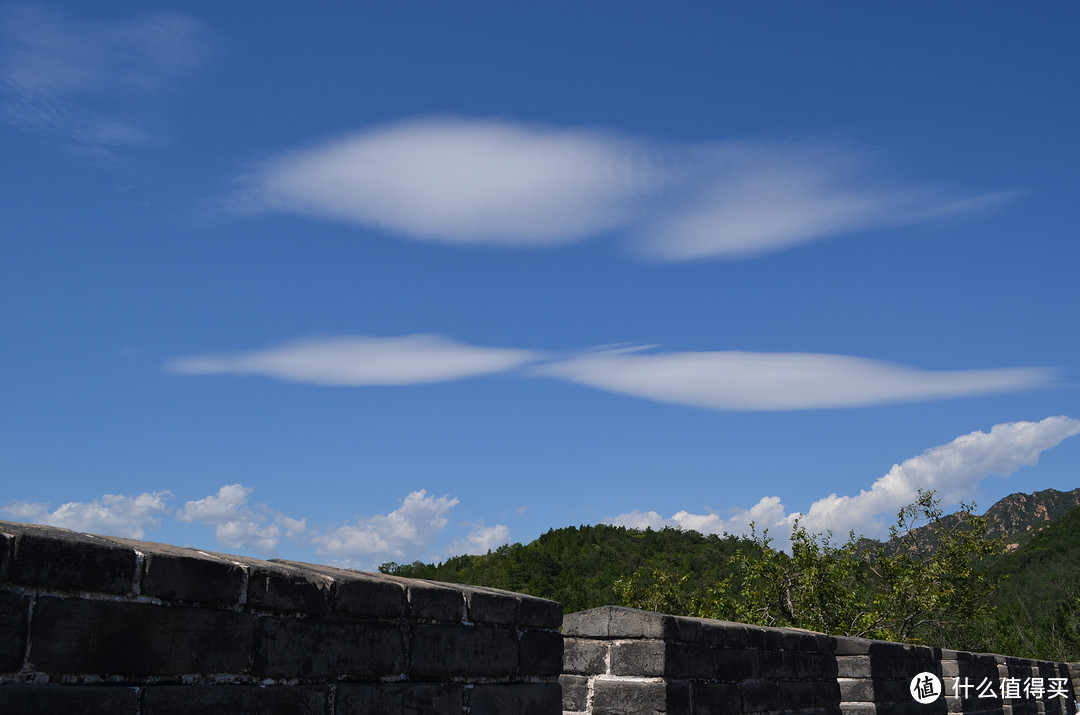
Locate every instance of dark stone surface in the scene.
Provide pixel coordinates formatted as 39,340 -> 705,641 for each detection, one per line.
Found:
2,522 -> 136,594
409,622 -> 518,677
563,637 -> 608,675
0,591 -> 28,672
691,681 -> 743,714
560,674 -> 589,712
592,678 -> 667,715
269,561 -> 408,618
469,683 -> 562,715
29,596 -> 254,675
137,545 -> 247,605
142,685 -> 328,714
245,561 -> 333,614
516,592 -> 563,630
610,639 -> 666,677
519,629 -> 564,676
741,679 -> 781,712
406,580 -> 466,621
0,684 -> 139,714
253,616 -> 404,678
336,682 -> 463,714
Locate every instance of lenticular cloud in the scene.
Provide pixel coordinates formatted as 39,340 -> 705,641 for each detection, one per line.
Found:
237,116 -> 1013,261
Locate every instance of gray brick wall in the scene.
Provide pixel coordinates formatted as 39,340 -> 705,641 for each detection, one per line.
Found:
0,520 -> 563,714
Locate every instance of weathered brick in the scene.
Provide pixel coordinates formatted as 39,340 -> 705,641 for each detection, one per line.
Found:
592,678 -> 667,715
142,685 -> 327,714
667,642 -> 716,679
410,622 -> 518,677
518,593 -> 563,629
469,683 -> 562,715
715,648 -> 761,681
610,639 -> 666,677
6,523 -> 136,594
270,560 -> 408,618
465,585 -> 519,625
563,605 -> 670,639
840,677 -> 876,703
407,580 -> 465,621
563,636 -> 608,675
244,561 -> 333,614
138,546 -> 246,605
838,655 -> 873,678
519,629 -> 564,676
336,682 -> 463,714
693,681 -> 744,714
254,616 -> 404,678
741,680 -> 781,713
0,684 -> 139,714
0,591 -> 29,671
29,596 -> 253,675
560,674 -> 590,712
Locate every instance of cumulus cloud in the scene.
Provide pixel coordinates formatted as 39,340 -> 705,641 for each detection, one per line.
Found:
178,484 -> 306,554
0,4 -> 212,158
609,416 -> 1080,543
236,117 -> 1013,261
534,346 -> 1055,411
165,334 -> 541,387
447,522 -> 512,556
0,491 -> 172,538
312,490 -> 459,565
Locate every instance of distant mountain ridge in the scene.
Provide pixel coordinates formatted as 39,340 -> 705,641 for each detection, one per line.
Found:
980,488 -> 1080,549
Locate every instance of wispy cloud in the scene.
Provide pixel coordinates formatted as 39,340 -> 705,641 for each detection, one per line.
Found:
0,490 -> 171,539
167,335 -> 1056,410
177,483 -> 306,554
609,416 -> 1080,542
311,489 -> 460,565
534,346 -> 1055,411
165,334 -> 542,386
0,3 -> 212,158
236,117 -> 1014,261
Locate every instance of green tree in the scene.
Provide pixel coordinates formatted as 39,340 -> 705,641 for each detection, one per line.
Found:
618,490 -> 1003,646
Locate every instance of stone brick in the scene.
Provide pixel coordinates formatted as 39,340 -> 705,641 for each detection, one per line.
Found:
715,648 -> 762,681
835,636 -> 874,655
244,561 -> 333,614
469,683 -> 562,715
741,680 -> 781,713
610,639 -> 666,677
839,655 -> 874,678
667,642 -> 716,679
518,593 -> 563,629
0,684 -> 139,714
0,528 -> 12,580
563,637 -> 608,675
560,674 -> 590,712
780,680 -> 836,710
591,678 -> 667,715
519,629 -> 564,675
137,545 -> 246,605
840,704 -> 879,715
410,622 -> 518,677
142,685 -> 327,714
407,580 -> 466,621
693,681 -> 744,714
702,622 -> 750,648
563,605 -> 670,639
840,677 -> 876,703
336,682 -> 463,714
254,616 -> 404,678
270,561 -> 408,618
29,596 -> 253,675
6,523 -> 136,594
465,585 -> 519,625
0,591 -> 28,672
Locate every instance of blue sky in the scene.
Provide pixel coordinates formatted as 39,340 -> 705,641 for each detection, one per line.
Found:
2,2 -> 1078,569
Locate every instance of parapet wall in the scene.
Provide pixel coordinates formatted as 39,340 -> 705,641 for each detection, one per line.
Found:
0,520 -> 563,714
561,605 -> 1080,715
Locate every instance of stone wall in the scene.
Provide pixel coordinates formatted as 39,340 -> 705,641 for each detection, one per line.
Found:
561,606 -> 1080,715
0,520 -> 563,714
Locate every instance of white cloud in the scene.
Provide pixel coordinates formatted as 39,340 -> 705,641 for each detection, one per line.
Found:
0,491 -> 172,538
0,4 -> 211,157
235,117 -> 1012,261
178,484 -> 306,554
609,416 -> 1080,543
447,523 -> 511,556
165,334 -> 541,387
534,346 -> 1055,411
312,489 -> 459,564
